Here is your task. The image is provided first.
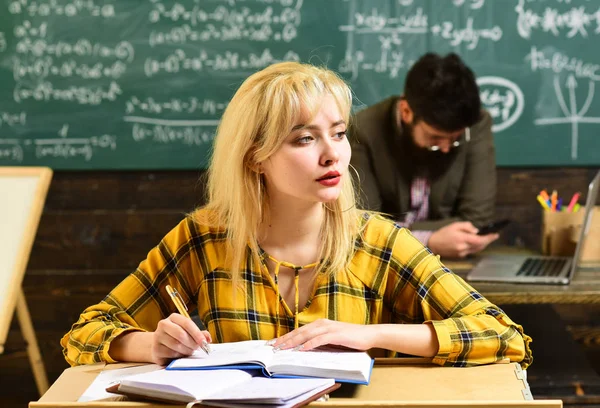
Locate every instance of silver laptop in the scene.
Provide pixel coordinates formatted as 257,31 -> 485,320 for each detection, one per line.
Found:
467,170 -> 599,285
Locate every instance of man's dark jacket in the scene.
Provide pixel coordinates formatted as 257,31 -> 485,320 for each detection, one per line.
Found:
349,96 -> 496,230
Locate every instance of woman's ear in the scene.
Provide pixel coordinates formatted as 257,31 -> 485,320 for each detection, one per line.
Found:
249,161 -> 263,174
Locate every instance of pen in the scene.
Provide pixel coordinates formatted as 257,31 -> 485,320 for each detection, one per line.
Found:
539,190 -> 550,202
550,190 -> 558,212
567,192 -> 580,212
573,203 -> 581,213
536,195 -> 550,211
165,284 -> 211,355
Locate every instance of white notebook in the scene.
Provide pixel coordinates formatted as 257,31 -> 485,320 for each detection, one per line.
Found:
108,368 -> 338,407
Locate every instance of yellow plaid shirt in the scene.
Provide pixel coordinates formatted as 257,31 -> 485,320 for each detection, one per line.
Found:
61,210 -> 532,368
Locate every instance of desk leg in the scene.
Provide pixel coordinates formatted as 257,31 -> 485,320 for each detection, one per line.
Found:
16,288 -> 49,396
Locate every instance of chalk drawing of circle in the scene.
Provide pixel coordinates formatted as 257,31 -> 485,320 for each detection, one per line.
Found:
476,76 -> 524,133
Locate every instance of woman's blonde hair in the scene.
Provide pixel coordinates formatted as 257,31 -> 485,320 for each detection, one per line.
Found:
194,61 -> 359,283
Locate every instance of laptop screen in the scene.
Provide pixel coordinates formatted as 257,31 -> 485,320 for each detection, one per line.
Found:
569,170 -> 600,278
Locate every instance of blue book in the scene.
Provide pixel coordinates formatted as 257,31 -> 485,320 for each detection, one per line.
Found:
166,340 -> 374,385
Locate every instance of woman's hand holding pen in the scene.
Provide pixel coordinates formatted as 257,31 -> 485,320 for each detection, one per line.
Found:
151,314 -> 212,365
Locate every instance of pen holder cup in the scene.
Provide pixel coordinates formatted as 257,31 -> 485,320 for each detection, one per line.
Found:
542,206 -> 600,262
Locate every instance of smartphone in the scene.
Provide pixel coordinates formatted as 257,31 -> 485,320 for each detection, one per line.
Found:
476,219 -> 511,235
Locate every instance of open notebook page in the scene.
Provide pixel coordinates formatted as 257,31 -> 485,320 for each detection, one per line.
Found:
172,339 -> 275,369
268,349 -> 372,381
78,364 -> 161,402
118,369 -> 253,401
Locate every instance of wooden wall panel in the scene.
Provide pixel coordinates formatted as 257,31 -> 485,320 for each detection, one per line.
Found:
29,212 -> 189,269
44,171 -> 207,211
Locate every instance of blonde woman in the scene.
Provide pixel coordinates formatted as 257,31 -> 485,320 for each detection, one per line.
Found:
61,62 -> 532,368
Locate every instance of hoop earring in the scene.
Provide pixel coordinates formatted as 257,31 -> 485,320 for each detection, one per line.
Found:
348,164 -> 361,185
257,173 -> 263,221
322,166 -> 358,213
323,202 -> 356,213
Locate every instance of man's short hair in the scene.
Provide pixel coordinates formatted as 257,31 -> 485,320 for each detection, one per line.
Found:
404,53 -> 481,131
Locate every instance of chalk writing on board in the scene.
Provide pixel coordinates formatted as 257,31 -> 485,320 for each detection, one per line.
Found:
143,48 -> 298,76
0,112 -> 27,161
15,38 -> 135,62
126,97 -> 228,115
148,1 -> 302,26
534,74 -> 599,160
477,77 -> 524,133
13,59 -> 128,81
452,0 -> 485,9
0,110 -> 25,161
525,44 -> 600,160
0,127 -> 116,162
0,142 -> 23,162
1,0 -> 307,164
8,0 -> 115,18
36,125 -> 116,161
10,16 -> 134,105
339,2 -> 502,81
526,46 -> 600,81
0,111 -> 27,128
13,81 -> 123,105
430,18 -> 502,50
35,135 -> 117,161
128,121 -> 216,146
148,2 -> 302,44
399,0 -> 485,8
516,0 -> 600,39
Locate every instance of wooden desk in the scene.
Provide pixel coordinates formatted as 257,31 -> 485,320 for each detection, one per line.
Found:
445,247 -> 600,305
445,247 -> 600,404
31,360 -> 562,408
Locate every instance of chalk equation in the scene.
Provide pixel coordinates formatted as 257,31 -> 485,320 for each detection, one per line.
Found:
0,124 -> 116,163
477,77 -> 525,133
126,97 -> 228,115
516,0 -> 600,40
8,0 -> 115,18
144,48 -> 299,77
338,2 -> 503,80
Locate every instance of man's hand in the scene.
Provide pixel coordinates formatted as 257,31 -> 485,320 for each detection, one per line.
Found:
428,221 -> 498,258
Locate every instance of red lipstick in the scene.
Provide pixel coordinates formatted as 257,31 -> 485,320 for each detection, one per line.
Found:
316,171 -> 341,186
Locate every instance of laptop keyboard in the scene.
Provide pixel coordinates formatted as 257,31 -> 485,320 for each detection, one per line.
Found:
516,258 -> 568,277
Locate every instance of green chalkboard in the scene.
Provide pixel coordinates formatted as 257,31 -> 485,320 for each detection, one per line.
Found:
1,0 -> 599,169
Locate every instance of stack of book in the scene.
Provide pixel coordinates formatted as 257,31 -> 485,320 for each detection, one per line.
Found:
107,340 -> 374,407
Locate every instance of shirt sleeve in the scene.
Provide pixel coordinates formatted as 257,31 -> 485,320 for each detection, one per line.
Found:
385,228 -> 532,368
60,218 -> 206,366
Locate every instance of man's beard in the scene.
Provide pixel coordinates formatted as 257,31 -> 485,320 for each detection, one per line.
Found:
402,121 -> 442,161
401,120 -> 458,178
